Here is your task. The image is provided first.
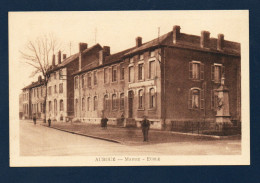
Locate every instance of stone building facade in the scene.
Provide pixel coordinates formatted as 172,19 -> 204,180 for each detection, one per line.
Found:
46,44 -> 102,121
21,87 -> 30,119
30,77 -> 46,119
73,25 -> 241,130
22,76 -> 45,119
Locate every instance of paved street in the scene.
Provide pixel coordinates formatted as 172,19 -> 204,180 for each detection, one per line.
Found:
20,120 -> 241,156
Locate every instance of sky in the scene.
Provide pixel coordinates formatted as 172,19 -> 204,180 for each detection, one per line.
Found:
9,10 -> 248,96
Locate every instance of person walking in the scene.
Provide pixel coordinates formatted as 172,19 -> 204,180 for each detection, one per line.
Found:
101,116 -> 108,129
141,116 -> 150,142
33,113 -> 36,125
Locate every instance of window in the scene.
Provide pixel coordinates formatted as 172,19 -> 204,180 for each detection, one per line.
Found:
149,88 -> 156,108
149,60 -> 155,79
82,74 -> 85,88
41,87 -> 43,97
112,66 -> 117,82
49,101 -> 52,112
120,65 -> 125,80
139,54 -> 144,60
59,83 -> 63,93
129,66 -> 134,82
189,61 -> 204,80
82,98 -> 85,111
149,50 -> 155,57
211,89 -> 219,110
104,68 -> 108,83
59,70 -> 63,79
94,96 -> 98,111
211,64 -> 224,83
54,99 -> 57,115
48,86 -> 52,95
94,71 -> 97,85
54,72 -> 56,79
75,76 -> 79,89
138,63 -> 144,80
60,100 -> 64,111
40,103 -> 43,113
104,95 -> 109,110
138,89 -> 144,109
54,85 -> 57,93
130,57 -> 134,63
36,88 -> 38,98
112,94 -> 117,110
120,93 -> 124,110
87,97 -> 90,111
75,99 -> 78,116
188,88 -> 204,109
87,73 -> 91,87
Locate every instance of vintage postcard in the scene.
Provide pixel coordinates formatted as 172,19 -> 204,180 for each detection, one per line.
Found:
9,10 -> 250,166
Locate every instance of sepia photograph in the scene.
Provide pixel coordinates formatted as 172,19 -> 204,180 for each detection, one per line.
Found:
9,10 -> 249,166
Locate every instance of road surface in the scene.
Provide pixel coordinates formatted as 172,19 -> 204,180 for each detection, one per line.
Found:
20,120 -> 241,156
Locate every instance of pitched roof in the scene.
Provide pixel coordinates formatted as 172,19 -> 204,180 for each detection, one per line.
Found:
48,44 -> 102,73
72,29 -> 241,76
22,80 -> 45,90
73,46 -> 136,75
124,31 -> 171,56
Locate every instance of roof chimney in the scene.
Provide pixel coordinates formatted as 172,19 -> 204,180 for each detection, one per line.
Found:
173,25 -> 181,44
79,43 -> 88,52
63,54 -> 67,60
99,50 -> 104,65
136,37 -> 142,47
217,34 -> 224,51
58,50 -> 61,64
103,46 -> 110,56
52,54 -> 55,66
38,75 -> 42,82
200,31 -> 210,48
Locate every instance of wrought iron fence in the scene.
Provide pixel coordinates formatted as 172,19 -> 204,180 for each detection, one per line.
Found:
171,121 -> 211,134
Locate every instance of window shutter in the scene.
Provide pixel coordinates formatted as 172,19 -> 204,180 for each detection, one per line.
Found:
211,90 -> 214,109
200,63 -> 204,80
188,89 -> 192,109
211,65 -> 215,81
221,65 -> 225,76
189,62 -> 193,79
200,89 -> 204,109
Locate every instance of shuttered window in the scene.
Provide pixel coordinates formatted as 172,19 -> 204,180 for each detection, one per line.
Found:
189,61 -> 204,80
212,64 -> 225,83
188,88 -> 204,109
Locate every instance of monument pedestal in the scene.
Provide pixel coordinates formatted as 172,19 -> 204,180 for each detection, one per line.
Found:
215,76 -> 232,129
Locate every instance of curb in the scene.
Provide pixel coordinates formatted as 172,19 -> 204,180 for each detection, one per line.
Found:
40,124 -> 121,144
169,131 -> 241,140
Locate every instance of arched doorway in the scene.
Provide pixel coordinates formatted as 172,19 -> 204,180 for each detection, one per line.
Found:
128,90 -> 134,118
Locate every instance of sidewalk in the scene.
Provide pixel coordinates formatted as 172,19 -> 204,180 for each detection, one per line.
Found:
40,121 -> 238,145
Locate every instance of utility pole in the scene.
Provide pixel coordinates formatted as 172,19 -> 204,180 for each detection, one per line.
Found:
69,41 -> 72,56
95,27 -> 97,44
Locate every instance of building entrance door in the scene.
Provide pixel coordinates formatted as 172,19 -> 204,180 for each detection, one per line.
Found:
128,91 -> 134,118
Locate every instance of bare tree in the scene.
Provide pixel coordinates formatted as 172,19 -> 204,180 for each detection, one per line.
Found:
20,33 -> 63,122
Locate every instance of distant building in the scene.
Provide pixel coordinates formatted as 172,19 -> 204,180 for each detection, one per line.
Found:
22,76 -> 45,119
19,93 -> 23,119
73,25 -> 241,130
45,44 -> 102,121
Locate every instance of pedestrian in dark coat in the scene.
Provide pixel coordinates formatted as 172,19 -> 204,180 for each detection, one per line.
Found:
33,113 -> 36,125
101,116 -> 108,129
141,116 -> 150,142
